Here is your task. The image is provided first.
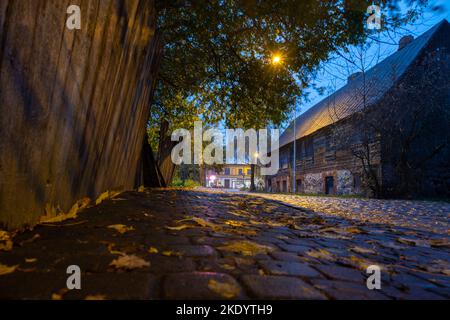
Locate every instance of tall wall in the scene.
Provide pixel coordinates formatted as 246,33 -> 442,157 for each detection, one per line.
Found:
0,0 -> 161,229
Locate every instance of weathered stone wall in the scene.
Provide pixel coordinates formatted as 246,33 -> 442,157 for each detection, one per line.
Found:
0,0 -> 161,229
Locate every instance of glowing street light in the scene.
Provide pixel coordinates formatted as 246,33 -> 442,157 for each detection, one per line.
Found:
272,54 -> 282,65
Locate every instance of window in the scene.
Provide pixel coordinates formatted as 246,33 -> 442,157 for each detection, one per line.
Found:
247,169 -> 252,175
304,137 -> 314,157
353,174 -> 361,190
325,176 -> 334,195
276,181 -> 280,192
224,168 -> 230,175
282,180 -> 287,192
238,169 -> 243,175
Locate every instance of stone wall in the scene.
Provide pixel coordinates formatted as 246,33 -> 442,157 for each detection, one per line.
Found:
0,0 -> 161,229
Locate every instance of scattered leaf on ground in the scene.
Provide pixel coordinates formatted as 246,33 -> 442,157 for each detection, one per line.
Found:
96,191 -> 121,205
307,249 -> 334,260
107,243 -> 124,255
110,254 -> 150,270
350,246 -> 376,255
208,279 -> 241,299
162,250 -> 182,257
0,230 -> 13,251
107,224 -> 135,234
25,258 -> 37,263
165,224 -> 192,231
85,294 -> 107,300
397,237 -> 430,247
224,220 -> 246,227
218,240 -> 274,256
148,247 -> 159,254
0,263 -> 18,276
40,198 -> 91,224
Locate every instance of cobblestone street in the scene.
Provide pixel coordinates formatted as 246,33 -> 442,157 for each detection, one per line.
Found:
1,189 -> 449,300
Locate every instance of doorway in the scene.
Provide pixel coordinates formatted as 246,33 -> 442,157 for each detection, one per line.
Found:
325,176 -> 334,195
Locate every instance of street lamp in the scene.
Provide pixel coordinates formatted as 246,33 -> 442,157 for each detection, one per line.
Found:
271,53 -> 282,65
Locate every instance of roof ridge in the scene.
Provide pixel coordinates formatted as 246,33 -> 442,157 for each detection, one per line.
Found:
279,20 -> 445,147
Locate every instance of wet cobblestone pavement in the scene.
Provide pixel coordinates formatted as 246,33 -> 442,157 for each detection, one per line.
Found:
0,189 -> 449,300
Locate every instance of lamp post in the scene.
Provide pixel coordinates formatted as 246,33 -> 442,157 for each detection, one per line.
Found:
293,105 -> 296,194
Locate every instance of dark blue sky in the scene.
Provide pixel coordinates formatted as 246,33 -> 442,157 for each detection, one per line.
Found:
284,0 -> 450,129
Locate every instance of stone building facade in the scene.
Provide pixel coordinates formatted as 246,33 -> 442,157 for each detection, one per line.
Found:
267,20 -> 450,197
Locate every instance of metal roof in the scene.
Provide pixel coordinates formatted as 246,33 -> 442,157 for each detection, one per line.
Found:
279,20 -> 448,148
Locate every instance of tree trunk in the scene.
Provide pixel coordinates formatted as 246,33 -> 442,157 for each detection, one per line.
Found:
157,120 -> 177,186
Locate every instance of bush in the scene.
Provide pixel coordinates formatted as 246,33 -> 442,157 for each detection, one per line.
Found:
170,178 -> 201,188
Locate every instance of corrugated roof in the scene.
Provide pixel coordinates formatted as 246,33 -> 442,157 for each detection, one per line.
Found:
279,20 -> 448,148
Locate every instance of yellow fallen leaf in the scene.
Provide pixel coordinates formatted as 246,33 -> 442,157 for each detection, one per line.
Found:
138,186 -> 146,193
225,220 -> 246,227
191,217 -> 220,230
25,258 -> 37,263
220,264 -> 235,271
218,241 -> 274,256
107,243 -> 124,255
110,254 -> 150,270
165,224 -> 192,231
40,198 -> 91,223
0,263 -> 18,276
85,294 -> 107,300
307,249 -> 334,260
208,279 -> 241,299
96,191 -> 121,205
348,255 -> 374,270
0,230 -> 13,252
162,250 -> 182,257
107,224 -> 135,234
148,247 -> 159,254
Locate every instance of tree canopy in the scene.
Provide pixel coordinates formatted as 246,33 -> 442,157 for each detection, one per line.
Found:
148,0 -> 429,183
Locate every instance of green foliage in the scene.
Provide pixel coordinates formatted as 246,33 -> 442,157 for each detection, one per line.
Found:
150,0 -> 428,148
171,178 -> 201,188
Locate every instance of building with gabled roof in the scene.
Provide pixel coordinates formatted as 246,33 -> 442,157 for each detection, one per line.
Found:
268,20 -> 450,198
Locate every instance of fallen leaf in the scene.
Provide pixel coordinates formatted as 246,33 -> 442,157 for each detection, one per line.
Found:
162,250 -> 182,257
224,220 -> 246,227
0,230 -> 13,252
85,294 -> 107,300
0,263 -> 18,276
397,237 -> 430,247
40,198 -> 91,224
25,258 -> 37,263
107,243 -> 124,255
429,239 -> 450,248
218,241 -> 274,256
348,255 -> 374,270
165,224 -> 192,231
110,254 -> 150,270
148,247 -> 159,254
220,264 -> 235,271
208,279 -> 241,299
96,191 -> 121,205
307,249 -> 334,260
51,288 -> 69,301
350,246 -> 376,255
107,224 -> 135,234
